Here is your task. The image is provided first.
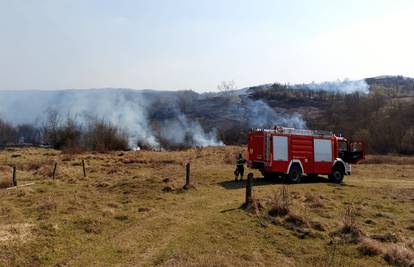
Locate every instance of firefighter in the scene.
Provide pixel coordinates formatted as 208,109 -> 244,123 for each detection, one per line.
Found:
234,153 -> 246,182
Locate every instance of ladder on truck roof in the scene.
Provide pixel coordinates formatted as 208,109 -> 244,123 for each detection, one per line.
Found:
253,126 -> 334,137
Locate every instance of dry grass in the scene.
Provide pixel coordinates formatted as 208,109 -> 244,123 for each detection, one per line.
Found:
304,192 -> 325,208
358,238 -> 384,256
0,176 -> 11,188
331,205 -> 366,243
0,223 -> 33,243
268,185 -> 290,217
384,244 -> 414,267
0,148 -> 413,266
284,212 -> 310,228
361,154 -> 414,165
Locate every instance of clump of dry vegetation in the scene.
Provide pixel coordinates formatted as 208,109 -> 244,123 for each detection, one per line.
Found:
268,186 -> 290,217
384,244 -> 414,267
304,192 -> 325,208
331,205 -> 366,243
284,212 -> 310,228
0,175 -> 11,188
358,237 -> 384,256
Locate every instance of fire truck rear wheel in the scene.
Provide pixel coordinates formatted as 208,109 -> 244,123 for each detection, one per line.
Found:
287,165 -> 302,183
329,166 -> 344,183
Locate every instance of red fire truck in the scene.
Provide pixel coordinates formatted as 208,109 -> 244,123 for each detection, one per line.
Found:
247,126 -> 364,183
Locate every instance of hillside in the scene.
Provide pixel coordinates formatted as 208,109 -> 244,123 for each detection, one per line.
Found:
0,76 -> 413,153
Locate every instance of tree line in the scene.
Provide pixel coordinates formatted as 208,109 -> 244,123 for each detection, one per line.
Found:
0,111 -> 129,152
251,82 -> 414,154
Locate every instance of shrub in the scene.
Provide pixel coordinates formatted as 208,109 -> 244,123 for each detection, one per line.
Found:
83,119 -> 129,152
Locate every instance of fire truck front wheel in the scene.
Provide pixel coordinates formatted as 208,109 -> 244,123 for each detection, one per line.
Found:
329,166 -> 344,183
287,165 -> 302,183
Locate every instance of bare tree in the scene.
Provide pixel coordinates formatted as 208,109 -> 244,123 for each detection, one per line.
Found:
217,81 -> 236,96
42,109 -> 61,147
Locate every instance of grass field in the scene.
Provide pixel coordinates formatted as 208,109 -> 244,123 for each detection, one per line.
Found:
0,147 -> 413,266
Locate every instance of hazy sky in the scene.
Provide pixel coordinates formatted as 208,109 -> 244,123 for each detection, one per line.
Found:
1,0 -> 414,92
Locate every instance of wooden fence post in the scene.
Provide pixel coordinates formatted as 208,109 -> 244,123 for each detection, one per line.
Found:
82,160 -> 86,177
12,166 -> 17,187
186,163 -> 190,185
183,163 -> 194,190
52,162 -> 57,180
245,173 -> 254,205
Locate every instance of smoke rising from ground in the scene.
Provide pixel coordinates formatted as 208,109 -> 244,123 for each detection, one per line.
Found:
293,79 -> 369,94
244,99 -> 306,129
0,89 -> 222,148
0,88 -> 307,148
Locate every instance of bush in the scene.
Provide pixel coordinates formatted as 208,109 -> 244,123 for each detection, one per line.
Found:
42,110 -> 129,152
83,119 -> 129,151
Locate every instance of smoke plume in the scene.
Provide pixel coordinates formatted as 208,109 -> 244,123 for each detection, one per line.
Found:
294,79 -> 369,94
0,89 -> 222,148
244,99 -> 306,129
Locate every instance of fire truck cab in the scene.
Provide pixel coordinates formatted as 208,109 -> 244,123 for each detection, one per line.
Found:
247,126 -> 364,183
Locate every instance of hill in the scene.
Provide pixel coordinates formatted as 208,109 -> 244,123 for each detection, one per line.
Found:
0,75 -> 413,153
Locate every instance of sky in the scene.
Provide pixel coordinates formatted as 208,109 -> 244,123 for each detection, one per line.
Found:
1,0 -> 414,92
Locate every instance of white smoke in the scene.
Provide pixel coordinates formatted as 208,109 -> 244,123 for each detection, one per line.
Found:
244,99 -> 306,129
0,89 -> 307,148
0,89 -> 222,148
294,79 -> 369,94
159,114 -> 223,147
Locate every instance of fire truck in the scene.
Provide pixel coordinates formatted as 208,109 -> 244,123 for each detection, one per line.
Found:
247,126 -> 364,183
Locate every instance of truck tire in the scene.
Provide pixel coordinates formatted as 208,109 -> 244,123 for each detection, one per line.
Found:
329,166 -> 344,183
287,165 -> 302,183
